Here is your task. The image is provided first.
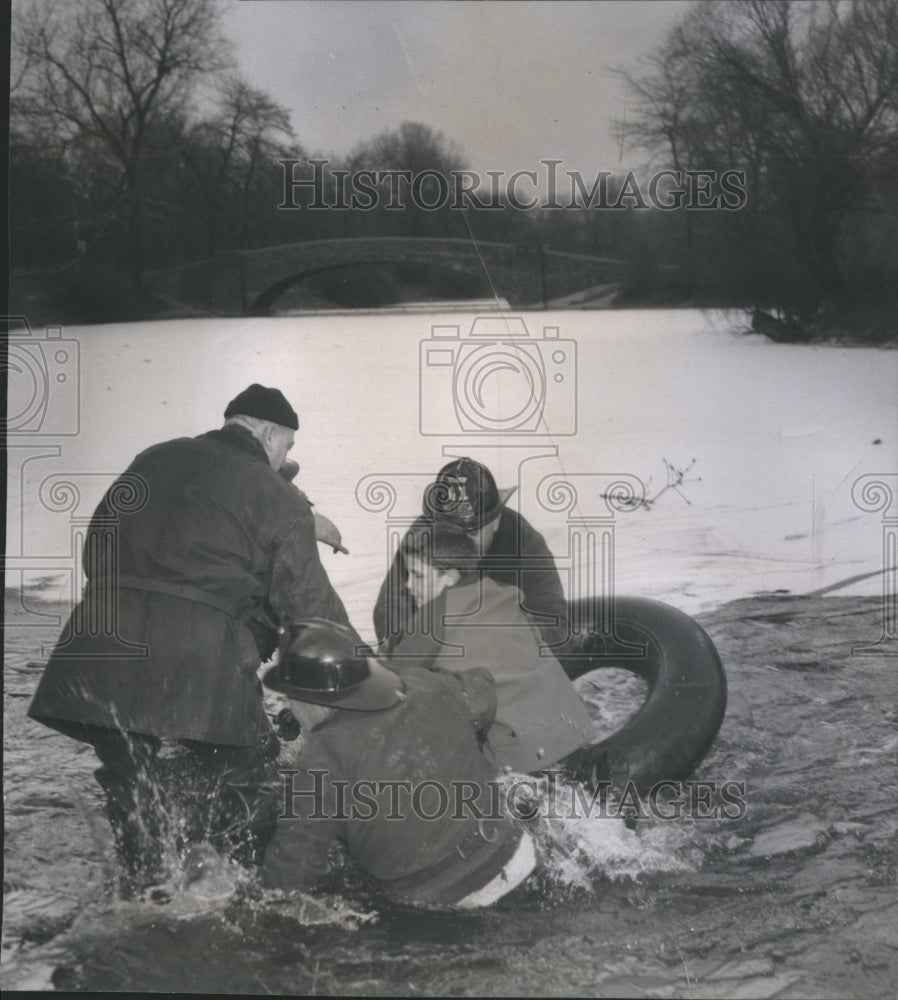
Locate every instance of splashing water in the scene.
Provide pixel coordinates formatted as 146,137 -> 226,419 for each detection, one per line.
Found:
478,667 -> 704,891
498,772 -> 700,893
7,590 -> 898,998
573,667 -> 648,739
246,888 -> 380,930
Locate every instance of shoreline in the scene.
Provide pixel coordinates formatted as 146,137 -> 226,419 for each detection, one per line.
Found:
7,586 -> 894,642
8,270 -> 897,348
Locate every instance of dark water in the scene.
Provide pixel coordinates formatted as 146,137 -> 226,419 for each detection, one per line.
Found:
3,592 -> 897,997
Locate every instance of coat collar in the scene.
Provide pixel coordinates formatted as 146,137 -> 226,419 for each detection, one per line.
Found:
198,424 -> 270,465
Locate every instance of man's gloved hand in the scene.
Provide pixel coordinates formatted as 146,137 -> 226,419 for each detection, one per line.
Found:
444,666 -> 497,743
275,707 -> 302,742
247,615 -> 281,663
313,510 -> 349,554
279,459 -> 300,483
278,461 -> 347,555
261,727 -> 281,762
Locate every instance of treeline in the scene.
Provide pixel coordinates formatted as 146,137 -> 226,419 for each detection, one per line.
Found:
615,0 -> 898,330
9,0 -> 898,328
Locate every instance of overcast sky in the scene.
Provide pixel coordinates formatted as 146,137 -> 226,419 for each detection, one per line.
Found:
221,0 -> 693,176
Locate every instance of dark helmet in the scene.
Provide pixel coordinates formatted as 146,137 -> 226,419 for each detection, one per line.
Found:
422,457 -> 517,530
261,619 -> 403,711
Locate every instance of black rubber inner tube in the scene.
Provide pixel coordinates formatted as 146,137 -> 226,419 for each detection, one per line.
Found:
556,596 -> 727,793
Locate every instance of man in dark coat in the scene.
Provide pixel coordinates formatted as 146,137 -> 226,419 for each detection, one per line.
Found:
260,620 -> 535,908
373,458 -> 570,652
28,384 -> 351,884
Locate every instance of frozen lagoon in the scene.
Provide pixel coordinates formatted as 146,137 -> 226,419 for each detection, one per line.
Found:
7,308 -> 896,629
4,308 -> 897,996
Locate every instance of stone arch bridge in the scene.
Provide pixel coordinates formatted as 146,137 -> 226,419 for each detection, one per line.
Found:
145,237 -> 626,314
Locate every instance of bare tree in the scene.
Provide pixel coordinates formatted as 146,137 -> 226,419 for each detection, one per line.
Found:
14,0 -> 230,304
616,0 -> 898,308
182,76 -> 295,257
347,121 -> 469,236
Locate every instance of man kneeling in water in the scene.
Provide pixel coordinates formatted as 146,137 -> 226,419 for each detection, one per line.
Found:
390,519 -> 596,776
259,619 -> 535,908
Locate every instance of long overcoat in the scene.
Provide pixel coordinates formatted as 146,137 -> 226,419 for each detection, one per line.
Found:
29,424 -> 350,747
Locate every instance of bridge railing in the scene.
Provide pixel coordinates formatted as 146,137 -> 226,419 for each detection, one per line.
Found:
145,238 -> 627,314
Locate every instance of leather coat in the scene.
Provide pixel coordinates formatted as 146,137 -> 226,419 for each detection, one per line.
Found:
29,425 -> 350,747
260,665 -> 522,906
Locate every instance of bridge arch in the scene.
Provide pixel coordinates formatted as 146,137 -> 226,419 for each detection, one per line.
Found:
247,256 -> 491,315
145,237 -> 626,314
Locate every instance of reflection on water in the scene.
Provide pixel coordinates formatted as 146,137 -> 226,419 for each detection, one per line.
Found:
4,591 -> 896,997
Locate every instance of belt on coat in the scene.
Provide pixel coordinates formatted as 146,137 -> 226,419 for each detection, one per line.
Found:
376,819 -> 516,893
86,575 -> 237,618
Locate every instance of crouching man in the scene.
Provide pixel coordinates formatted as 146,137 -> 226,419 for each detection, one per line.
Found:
260,619 -> 536,908
28,384 -> 351,886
